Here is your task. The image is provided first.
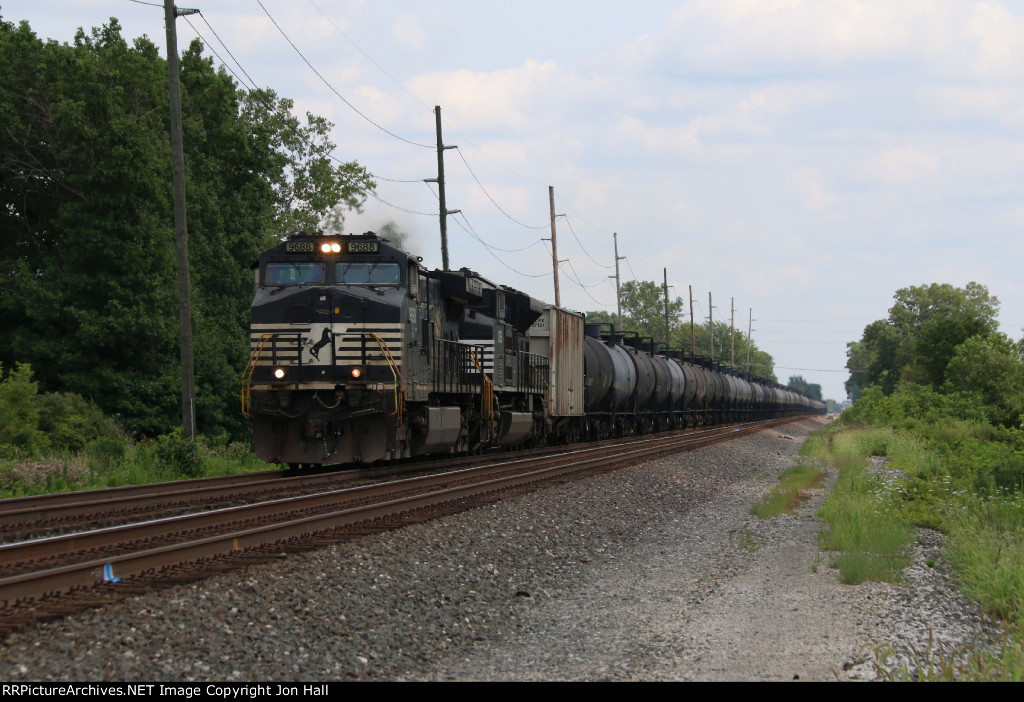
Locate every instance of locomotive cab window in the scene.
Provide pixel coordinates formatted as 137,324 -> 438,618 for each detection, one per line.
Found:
264,262 -> 326,286
335,262 -> 401,286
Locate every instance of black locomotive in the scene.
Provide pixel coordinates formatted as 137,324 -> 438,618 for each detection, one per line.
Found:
243,232 -> 824,466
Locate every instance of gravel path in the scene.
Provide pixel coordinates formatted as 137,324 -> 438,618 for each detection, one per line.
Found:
0,417 -> 1001,681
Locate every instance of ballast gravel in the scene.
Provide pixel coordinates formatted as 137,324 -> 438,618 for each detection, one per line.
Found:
1,417 -> 1003,681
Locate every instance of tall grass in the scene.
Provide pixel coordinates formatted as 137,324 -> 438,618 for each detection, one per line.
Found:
813,412 -> 1024,678
945,494 -> 1024,629
816,445 -> 914,584
0,436 -> 276,498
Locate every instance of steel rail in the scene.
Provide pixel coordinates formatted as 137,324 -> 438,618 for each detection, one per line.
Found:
0,418 -> 789,532
0,418 -> 793,605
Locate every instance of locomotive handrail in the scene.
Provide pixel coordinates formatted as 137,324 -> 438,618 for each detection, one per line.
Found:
241,333 -> 276,417
358,332 -> 404,422
529,357 -> 552,410
468,349 -> 494,423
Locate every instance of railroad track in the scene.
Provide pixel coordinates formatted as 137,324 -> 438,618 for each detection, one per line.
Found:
0,417 -> 799,634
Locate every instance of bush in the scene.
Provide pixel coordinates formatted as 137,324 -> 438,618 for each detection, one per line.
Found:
155,429 -> 204,478
87,436 -> 128,470
37,392 -> 127,454
844,383 -> 989,428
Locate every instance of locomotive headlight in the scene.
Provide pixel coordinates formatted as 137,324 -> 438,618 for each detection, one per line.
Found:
320,243 -> 331,253
320,242 -> 342,253
331,242 -> 341,253
273,367 -> 287,380
350,367 -> 363,379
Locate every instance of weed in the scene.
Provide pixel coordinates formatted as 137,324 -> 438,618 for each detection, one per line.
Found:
750,464 -> 825,519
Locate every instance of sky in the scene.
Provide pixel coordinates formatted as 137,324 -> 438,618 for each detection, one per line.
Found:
6,0 -> 1024,401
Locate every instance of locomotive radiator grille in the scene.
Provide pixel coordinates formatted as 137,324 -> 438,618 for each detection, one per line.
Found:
248,323 -> 404,367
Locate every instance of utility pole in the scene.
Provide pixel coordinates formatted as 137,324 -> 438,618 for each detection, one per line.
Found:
746,308 -> 754,377
548,186 -> 560,306
689,285 -> 695,360
611,232 -> 625,332
165,0 -> 198,441
428,106 -> 459,271
730,297 -> 736,368
662,268 -> 670,347
708,292 -> 714,363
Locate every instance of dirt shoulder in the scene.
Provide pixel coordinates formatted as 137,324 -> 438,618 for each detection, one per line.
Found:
418,417 -> 997,681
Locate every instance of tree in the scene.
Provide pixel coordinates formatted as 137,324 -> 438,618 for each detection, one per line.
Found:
787,375 -> 822,401
584,280 -> 776,380
240,88 -> 374,238
943,334 -> 1024,426
846,282 -> 1000,396
0,17 -> 376,438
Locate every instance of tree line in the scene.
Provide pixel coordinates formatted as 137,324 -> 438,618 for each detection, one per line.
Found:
584,280 -> 778,382
0,17 -> 375,440
846,282 -> 1024,427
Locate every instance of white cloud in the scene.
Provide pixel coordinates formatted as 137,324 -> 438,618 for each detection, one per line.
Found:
391,14 -> 426,50
611,115 -> 704,159
967,2 -> 1024,81
636,0 -> 1024,82
407,60 -> 559,131
859,145 -> 940,186
792,167 -> 837,212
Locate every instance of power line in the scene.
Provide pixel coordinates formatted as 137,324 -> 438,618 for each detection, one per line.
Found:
562,216 -> 612,269
760,317 -> 874,322
624,257 -> 640,283
449,213 -> 550,279
183,13 -> 383,191
307,0 -> 431,113
557,258 -> 612,308
775,366 -> 853,373
195,13 -> 257,89
368,191 -> 434,217
256,0 -> 433,149
453,149 -> 549,230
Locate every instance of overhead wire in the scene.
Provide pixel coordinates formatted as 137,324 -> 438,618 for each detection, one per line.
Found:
556,258 -> 613,308
422,182 -> 545,254
452,149 -> 550,230
256,0 -> 434,149
194,13 -> 258,89
307,0 -> 433,113
184,10 -> 441,216
449,213 -> 550,279
369,191 -> 435,218
562,216 -> 613,269
276,1 -> 626,280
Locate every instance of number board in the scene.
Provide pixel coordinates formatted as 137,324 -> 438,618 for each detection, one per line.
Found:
347,241 -> 380,254
285,240 -> 315,253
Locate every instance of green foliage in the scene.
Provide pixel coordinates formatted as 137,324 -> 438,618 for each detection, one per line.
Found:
787,375 -> 822,401
945,495 -> 1024,630
155,429 -> 204,478
944,334 -> 1024,427
37,391 -> 125,454
750,464 -> 825,518
813,428 -> 918,584
820,411 -> 1024,650
0,363 -> 48,454
0,362 -> 130,463
847,282 -> 1000,396
843,383 -> 990,429
0,17 -> 375,441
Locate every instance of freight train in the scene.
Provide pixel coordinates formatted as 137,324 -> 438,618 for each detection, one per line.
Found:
243,231 -> 824,466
